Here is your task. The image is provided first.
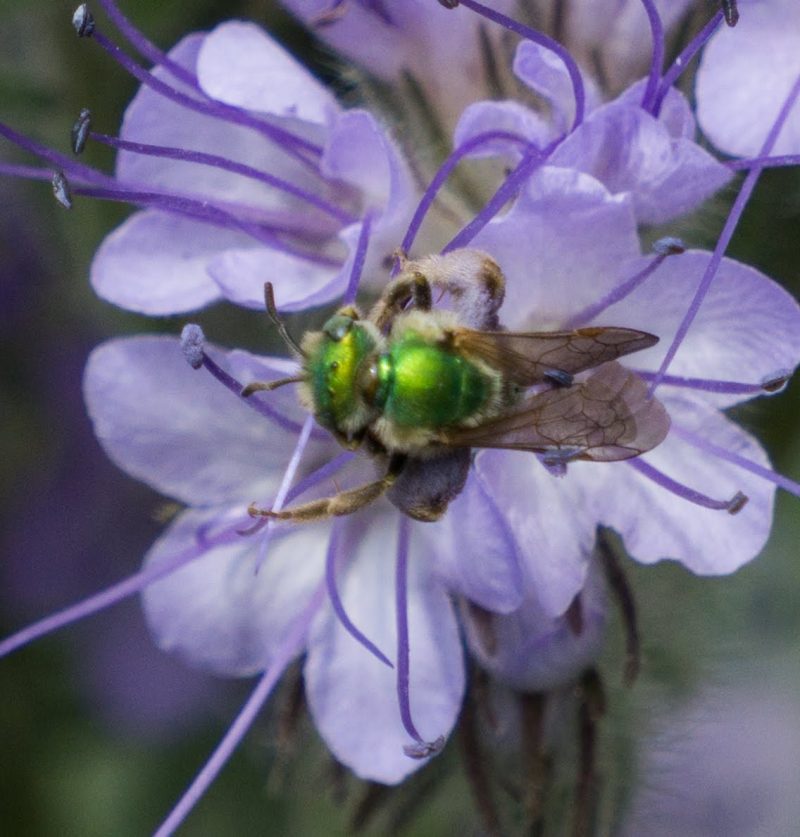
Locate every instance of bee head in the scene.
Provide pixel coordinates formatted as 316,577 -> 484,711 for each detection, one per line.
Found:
299,308 -> 382,444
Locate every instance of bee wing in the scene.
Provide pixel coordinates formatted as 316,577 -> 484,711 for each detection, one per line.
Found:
439,363 -> 670,462
452,326 -> 658,386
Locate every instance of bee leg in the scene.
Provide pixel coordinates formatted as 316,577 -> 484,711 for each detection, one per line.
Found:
370,273 -> 432,331
249,455 -> 407,523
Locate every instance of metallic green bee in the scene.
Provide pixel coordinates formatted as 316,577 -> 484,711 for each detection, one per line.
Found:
245,249 -> 670,523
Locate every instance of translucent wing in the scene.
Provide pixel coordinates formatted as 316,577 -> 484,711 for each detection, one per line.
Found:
452,326 -> 658,386
439,363 -> 670,462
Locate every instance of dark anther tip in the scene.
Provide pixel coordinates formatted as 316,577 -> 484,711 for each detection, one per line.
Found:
437,0 -> 460,8
761,372 -> 790,393
653,236 -> 687,256
721,0 -> 739,27
72,4 -> 95,37
71,108 -> 92,155
51,171 -> 73,209
727,491 -> 748,515
403,735 -> 445,760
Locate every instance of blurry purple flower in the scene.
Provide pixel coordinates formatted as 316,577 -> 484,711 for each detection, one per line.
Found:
278,0 -> 516,130
622,675 -> 800,836
697,0 -> 800,157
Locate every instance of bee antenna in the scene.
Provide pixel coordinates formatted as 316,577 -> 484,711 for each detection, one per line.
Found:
264,282 -> 307,358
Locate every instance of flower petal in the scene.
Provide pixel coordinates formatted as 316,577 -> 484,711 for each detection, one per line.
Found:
551,88 -> 731,224
597,250 -> 800,406
463,561 -> 607,692
453,100 -> 552,162
90,210 -> 233,314
697,0 -> 800,157
304,510 -> 464,784
84,336 -> 321,506
142,507 -> 328,676
475,450 -> 602,617
420,472 -> 525,614
603,399 -> 776,575
208,246 -> 344,311
196,21 -> 339,125
473,166 -> 640,328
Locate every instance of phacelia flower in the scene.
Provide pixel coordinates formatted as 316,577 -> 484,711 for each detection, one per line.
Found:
3,1 -> 800,833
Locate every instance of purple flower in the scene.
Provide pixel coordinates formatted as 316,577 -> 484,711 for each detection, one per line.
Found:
3,1 -> 800,832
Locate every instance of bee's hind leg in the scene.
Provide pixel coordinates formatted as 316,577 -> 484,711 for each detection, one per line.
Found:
248,455 -> 407,523
371,272 -> 432,331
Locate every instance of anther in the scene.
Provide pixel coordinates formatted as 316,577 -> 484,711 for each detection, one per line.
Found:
71,108 -> 92,155
721,0 -> 739,27
652,236 -> 686,256
403,735 -> 446,759
180,323 -> 206,369
438,0 -> 460,7
726,490 -> 748,515
544,369 -> 573,388
761,371 -> 791,393
51,171 -> 72,209
72,4 -> 95,37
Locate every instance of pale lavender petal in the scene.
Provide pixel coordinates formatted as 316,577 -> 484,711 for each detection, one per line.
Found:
697,0 -> 800,157
143,507 -> 328,676
603,399 -> 775,575
472,166 -> 640,328
420,472 -> 524,614
207,246 -> 343,311
453,100 -> 552,161
513,40 -> 600,130
474,450 -> 602,617
304,509 -> 464,783
196,21 -> 339,125
597,250 -> 800,407
117,34 -> 308,208
551,90 -> 731,224
463,562 -> 607,692
84,336 -> 321,506
90,210 -> 239,314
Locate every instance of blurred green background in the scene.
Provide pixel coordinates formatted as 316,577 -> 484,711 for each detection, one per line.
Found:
1,1 -> 799,834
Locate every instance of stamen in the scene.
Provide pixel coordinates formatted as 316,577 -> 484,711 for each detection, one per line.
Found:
95,0 -> 198,88
653,11 -> 723,115
672,424 -> 800,499
253,414 -> 315,572
0,523 -> 245,659
88,131 -> 355,224
444,140 -> 558,253
395,516 -> 446,758
153,583 -> 325,837
72,183 -> 342,263
341,212 -> 373,304
180,324 -> 309,435
721,0 -> 739,27
564,239 -> 684,327
627,458 -> 748,513
449,0 -> 586,131
83,26 -> 324,167
325,520 -> 393,668
0,120 -> 113,186
400,130 -> 532,259
71,108 -> 92,154
727,154 -> 800,171
632,370 -> 788,396
51,171 -> 73,209
639,0 -> 665,113
0,163 -> 53,181
648,71 -> 800,396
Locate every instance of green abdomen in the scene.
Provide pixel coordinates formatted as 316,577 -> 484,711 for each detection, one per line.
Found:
377,335 -> 489,428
